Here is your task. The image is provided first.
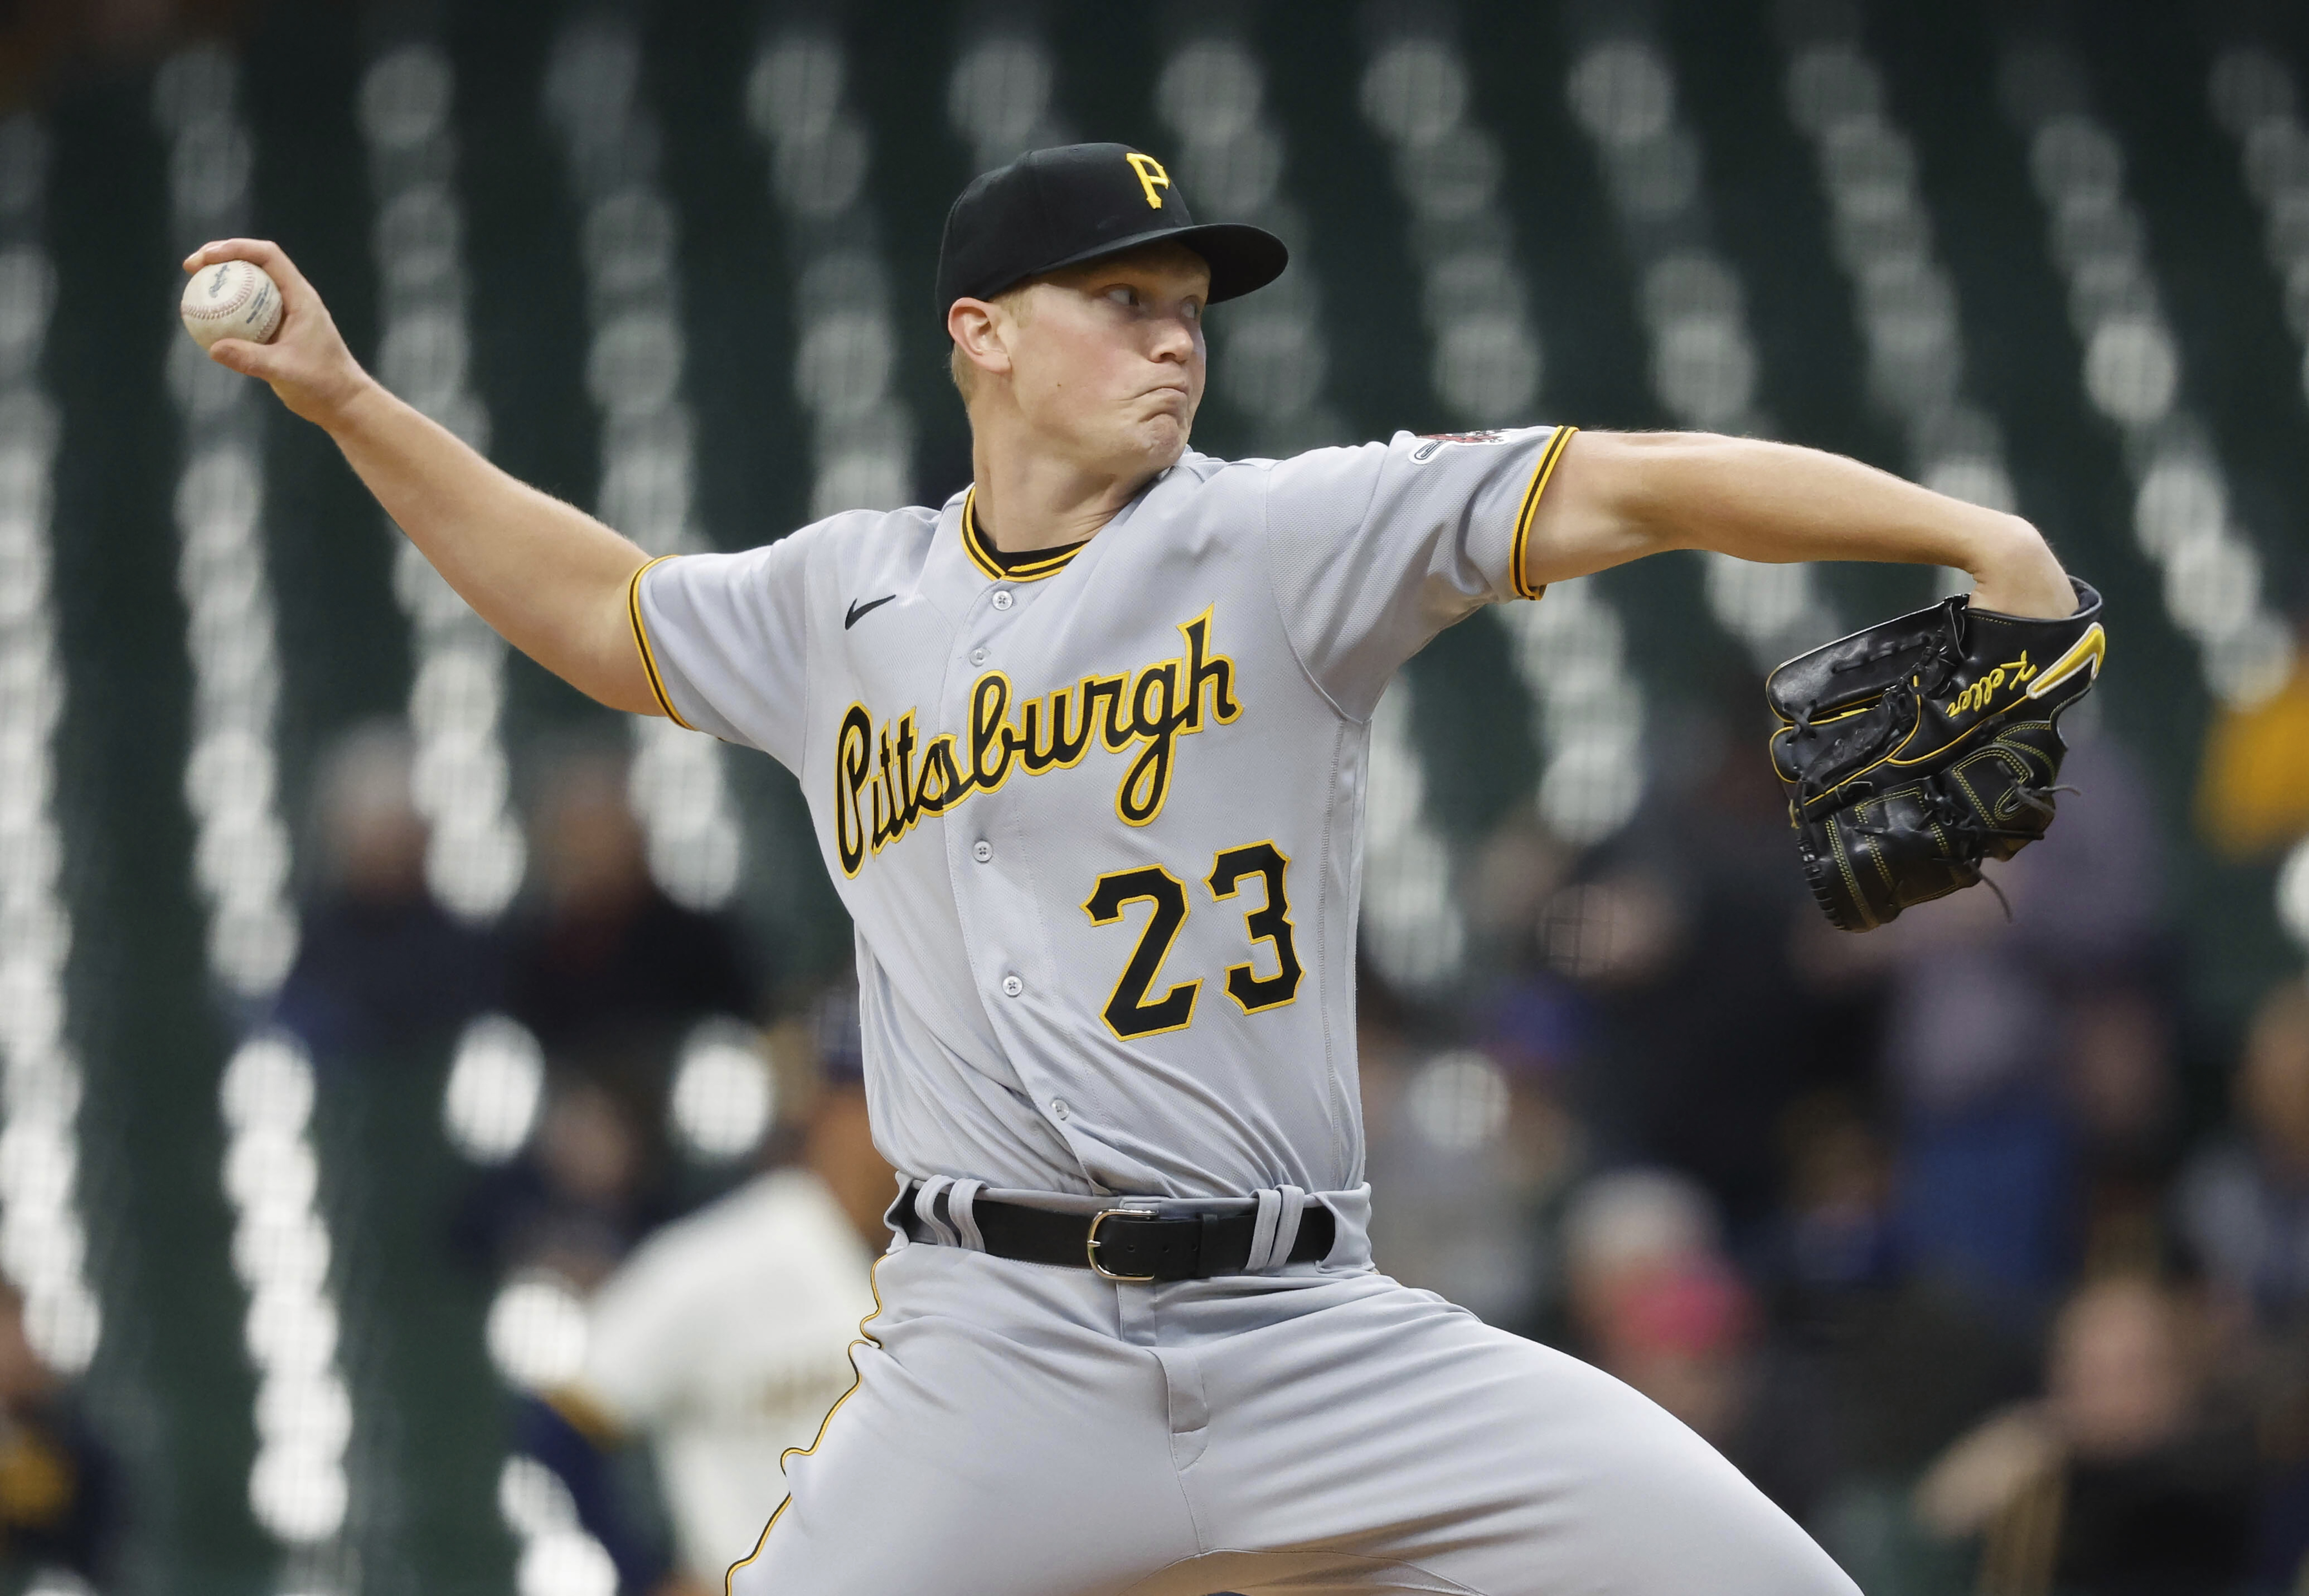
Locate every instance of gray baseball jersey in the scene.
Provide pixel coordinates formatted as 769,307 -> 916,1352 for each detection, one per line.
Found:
637,428 -> 1859,1596
633,425 -> 1574,1202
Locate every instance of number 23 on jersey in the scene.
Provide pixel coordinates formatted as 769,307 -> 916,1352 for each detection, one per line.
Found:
1082,841 -> 1303,1040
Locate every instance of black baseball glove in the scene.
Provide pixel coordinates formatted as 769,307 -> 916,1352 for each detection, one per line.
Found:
1765,578 -> 2105,932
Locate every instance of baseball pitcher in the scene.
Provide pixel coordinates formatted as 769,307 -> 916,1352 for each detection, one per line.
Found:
188,141 -> 2094,1595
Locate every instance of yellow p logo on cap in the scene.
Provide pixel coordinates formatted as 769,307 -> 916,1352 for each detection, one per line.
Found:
1124,152 -> 1171,209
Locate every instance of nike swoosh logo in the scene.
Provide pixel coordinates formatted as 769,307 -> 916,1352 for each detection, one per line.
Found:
845,594 -> 897,629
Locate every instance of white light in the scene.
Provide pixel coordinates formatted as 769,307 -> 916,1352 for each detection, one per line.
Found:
745,37 -> 845,147
427,815 -> 524,922
0,136 -> 92,1382
793,313 -> 892,421
0,1208 -> 82,1296
220,1034 -> 315,1136
1569,41 -> 1674,147
224,1128 -> 318,1217
245,1287 -> 339,1375
2082,316 -> 2178,424
232,1208 -> 332,1292
1787,43 -> 1883,135
1705,551 -> 1820,645
0,1120 -> 74,1210
1405,1051 -> 1511,1151
2206,613 -> 2295,709
360,42 -> 452,152
1540,740 -> 1643,846
23,1283 -> 95,1376
947,37 -> 1055,159
668,1021 -> 776,1162
1652,315 -> 1756,428
443,1014 -> 546,1163
1361,38 -> 1466,145
2280,838 -> 2309,951
2134,457 -> 2228,557
518,1528 -> 618,1596
499,1454 -> 577,1536
1433,316 -> 1540,424
1361,683 -> 1465,991
486,1274 -> 588,1390
1923,456 -> 2016,514
770,121 -> 868,218
254,1369 -> 353,1454
2163,530 -> 2260,638
248,1443 -> 348,1543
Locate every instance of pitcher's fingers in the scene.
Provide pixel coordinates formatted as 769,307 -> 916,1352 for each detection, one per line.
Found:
206,337 -> 287,381
182,238 -> 272,272
183,237 -> 287,273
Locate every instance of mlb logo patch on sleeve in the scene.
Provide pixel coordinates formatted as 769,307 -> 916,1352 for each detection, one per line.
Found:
1410,430 -> 1507,462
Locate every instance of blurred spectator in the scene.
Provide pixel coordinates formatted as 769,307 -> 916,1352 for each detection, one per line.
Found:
1561,1168 -> 1838,1526
522,991 -> 890,1593
1561,1167 -> 1722,1357
2175,976 -> 2309,1585
2196,609 -> 2309,859
454,1075 -> 672,1290
1772,1095 -> 2039,1485
1776,1093 -> 1900,1294
1916,1274 -> 2254,1596
1363,955 -> 1588,1332
271,720 -> 500,1060
508,746 -> 759,1078
1851,730 -> 2166,1313
2177,977 -> 2309,1338
1547,700 -> 1866,1232
0,1282 -> 116,1587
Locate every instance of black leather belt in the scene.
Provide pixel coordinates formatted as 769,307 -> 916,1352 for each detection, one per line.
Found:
899,1184 -> 1335,1282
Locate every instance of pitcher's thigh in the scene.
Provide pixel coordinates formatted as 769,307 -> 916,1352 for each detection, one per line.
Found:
1198,1287 -> 1857,1596
729,1254 -> 1198,1596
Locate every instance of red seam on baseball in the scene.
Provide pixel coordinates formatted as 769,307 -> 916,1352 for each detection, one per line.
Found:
187,267 -> 258,322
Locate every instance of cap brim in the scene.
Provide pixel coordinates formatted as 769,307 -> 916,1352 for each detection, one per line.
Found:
1011,221 -> 1289,305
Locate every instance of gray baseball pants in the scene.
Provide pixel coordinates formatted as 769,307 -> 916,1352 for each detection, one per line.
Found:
728,1210 -> 1859,1596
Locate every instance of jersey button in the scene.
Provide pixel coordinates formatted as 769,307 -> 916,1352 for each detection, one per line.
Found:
991,589 -> 1014,611
970,647 -> 988,666
1001,975 -> 1024,998
1050,1098 -> 1070,1121
972,840 -> 992,863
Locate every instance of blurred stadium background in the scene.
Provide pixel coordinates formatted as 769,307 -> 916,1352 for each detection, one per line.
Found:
0,0 -> 2304,1591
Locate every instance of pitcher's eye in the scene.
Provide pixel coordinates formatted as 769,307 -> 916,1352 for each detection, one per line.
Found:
1183,299 -> 1202,322
1103,285 -> 1140,308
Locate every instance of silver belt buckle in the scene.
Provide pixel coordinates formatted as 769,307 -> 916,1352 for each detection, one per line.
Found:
1086,1207 -> 1162,1283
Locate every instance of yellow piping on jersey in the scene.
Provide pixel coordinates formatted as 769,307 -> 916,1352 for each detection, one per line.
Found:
628,554 -> 696,730
1510,425 -> 1578,602
962,486 -> 1084,582
723,1251 -> 889,1593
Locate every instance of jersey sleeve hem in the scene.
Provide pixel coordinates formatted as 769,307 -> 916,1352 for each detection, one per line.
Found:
1508,425 -> 1578,602
628,554 -> 698,730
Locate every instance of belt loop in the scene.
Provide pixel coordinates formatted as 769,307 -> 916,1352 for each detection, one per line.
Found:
1243,1188 -> 1281,1272
948,1179 -> 986,1252
912,1176 -> 958,1247
1269,1184 -> 1307,1269
1244,1185 -> 1307,1272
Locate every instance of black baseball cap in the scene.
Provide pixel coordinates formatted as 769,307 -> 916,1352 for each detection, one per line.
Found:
934,142 -> 1288,320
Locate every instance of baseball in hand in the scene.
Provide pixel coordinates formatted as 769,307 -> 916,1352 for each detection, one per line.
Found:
180,259 -> 283,350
